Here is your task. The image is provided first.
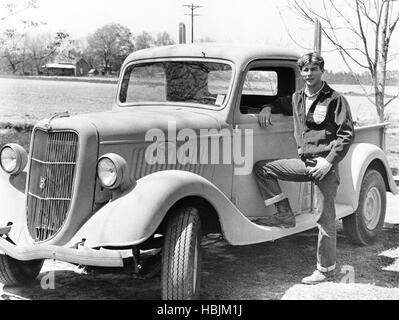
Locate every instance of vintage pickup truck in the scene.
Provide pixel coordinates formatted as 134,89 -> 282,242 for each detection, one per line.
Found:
0,43 -> 397,300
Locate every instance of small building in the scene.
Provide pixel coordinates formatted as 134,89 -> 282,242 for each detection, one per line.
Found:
42,63 -> 76,76
75,58 -> 91,77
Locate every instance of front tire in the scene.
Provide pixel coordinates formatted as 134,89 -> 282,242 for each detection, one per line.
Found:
343,169 -> 386,245
0,255 -> 44,286
161,206 -> 202,300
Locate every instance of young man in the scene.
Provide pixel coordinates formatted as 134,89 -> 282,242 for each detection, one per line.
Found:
253,52 -> 355,284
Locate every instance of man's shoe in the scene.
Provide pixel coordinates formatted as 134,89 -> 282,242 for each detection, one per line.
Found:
256,199 -> 296,228
301,270 -> 335,285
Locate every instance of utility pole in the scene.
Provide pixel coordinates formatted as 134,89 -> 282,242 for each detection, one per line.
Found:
183,3 -> 202,43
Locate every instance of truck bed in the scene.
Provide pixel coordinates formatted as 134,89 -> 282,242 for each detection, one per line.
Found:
353,122 -> 389,151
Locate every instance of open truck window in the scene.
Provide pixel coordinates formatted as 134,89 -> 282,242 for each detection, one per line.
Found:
240,67 -> 296,115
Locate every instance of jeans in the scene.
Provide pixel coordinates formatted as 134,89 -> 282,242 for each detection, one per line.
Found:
253,158 -> 340,272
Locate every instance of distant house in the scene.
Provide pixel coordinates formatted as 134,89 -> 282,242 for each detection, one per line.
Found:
42,63 -> 76,76
75,58 -> 91,77
41,58 -> 92,77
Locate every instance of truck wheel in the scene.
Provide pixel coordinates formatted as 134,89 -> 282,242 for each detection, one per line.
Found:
343,169 -> 386,246
161,207 -> 202,300
0,255 -> 44,286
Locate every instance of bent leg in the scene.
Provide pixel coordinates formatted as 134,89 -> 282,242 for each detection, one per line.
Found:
253,158 -> 310,206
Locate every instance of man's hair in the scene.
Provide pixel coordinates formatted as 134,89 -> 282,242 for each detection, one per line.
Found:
297,52 -> 325,71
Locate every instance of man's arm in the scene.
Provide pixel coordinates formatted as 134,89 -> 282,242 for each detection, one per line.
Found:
259,96 -> 293,127
325,95 -> 355,166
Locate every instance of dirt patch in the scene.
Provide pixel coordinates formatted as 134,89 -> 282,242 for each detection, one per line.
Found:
1,223 -> 399,300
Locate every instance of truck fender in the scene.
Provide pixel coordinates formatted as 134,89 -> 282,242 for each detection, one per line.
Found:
337,143 -> 398,210
68,170 -> 277,248
0,170 -> 33,245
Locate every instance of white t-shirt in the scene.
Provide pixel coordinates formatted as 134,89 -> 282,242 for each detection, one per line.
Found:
305,95 -> 318,116
305,82 -> 325,116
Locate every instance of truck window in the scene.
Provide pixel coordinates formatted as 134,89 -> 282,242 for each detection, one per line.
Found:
119,61 -> 233,107
240,67 -> 295,115
122,64 -> 167,103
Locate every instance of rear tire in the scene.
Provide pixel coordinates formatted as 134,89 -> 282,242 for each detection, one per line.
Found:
161,206 -> 202,300
343,169 -> 386,246
0,255 -> 44,286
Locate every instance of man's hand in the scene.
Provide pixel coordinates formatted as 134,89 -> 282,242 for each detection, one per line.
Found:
307,157 -> 333,181
259,106 -> 273,128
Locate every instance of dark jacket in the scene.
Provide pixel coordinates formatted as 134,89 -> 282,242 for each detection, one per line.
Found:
292,83 -> 355,165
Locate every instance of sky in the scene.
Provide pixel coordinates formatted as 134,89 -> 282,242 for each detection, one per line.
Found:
2,0 -> 399,72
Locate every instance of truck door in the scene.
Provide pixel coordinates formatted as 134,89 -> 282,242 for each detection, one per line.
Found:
232,60 -> 312,219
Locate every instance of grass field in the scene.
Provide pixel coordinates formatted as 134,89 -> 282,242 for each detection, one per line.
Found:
0,77 -> 116,124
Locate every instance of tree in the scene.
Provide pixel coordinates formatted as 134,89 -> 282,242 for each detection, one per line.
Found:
0,28 -> 25,73
287,0 -> 399,123
87,23 -> 134,74
154,32 -> 176,46
134,31 -> 154,51
0,0 -> 41,74
0,20 -> 42,74
24,31 -> 71,74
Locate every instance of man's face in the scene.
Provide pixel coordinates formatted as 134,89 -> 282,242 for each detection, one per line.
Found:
301,63 -> 324,88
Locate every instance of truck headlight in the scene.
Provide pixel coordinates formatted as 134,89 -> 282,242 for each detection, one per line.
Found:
0,144 -> 28,175
97,154 -> 128,189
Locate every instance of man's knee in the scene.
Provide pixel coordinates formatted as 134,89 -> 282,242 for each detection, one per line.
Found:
254,160 -> 270,179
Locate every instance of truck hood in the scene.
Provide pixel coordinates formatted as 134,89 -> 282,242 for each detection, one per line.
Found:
75,107 -> 228,143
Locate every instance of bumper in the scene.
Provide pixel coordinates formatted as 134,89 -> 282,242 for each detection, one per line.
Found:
0,237 -> 124,267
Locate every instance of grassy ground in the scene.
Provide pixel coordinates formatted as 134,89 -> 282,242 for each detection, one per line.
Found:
0,128 -> 31,151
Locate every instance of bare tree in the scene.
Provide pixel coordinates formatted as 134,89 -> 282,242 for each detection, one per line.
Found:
0,0 -> 41,74
0,20 -> 40,74
287,0 -> 399,122
0,28 -> 25,73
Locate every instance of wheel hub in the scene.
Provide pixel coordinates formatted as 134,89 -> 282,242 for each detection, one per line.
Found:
362,187 -> 381,230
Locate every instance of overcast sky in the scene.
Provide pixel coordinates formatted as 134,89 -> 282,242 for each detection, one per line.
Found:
3,0 -> 399,72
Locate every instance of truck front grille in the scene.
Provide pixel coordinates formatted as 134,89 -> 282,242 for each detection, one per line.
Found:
27,130 -> 79,242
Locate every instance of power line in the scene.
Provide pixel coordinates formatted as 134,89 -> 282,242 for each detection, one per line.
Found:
183,3 -> 203,43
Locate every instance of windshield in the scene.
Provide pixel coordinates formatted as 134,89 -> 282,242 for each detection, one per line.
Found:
119,61 -> 233,107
